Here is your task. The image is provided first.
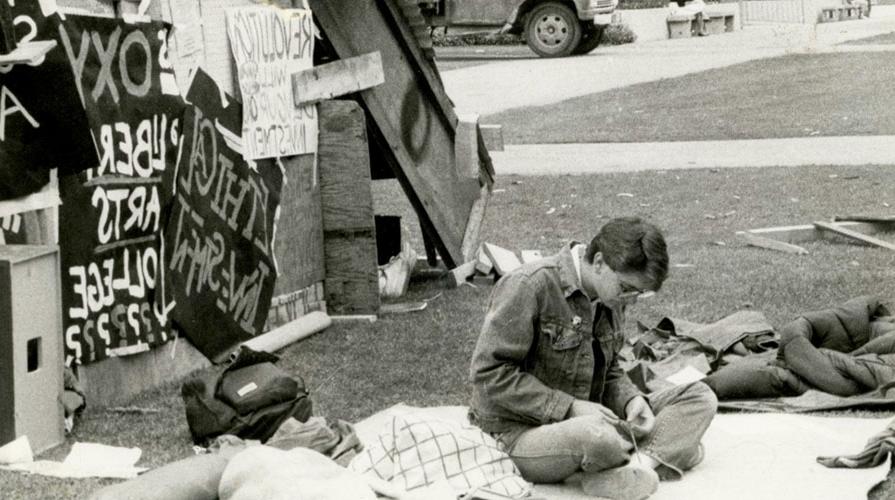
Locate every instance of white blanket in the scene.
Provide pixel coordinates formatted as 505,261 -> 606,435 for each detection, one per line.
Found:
356,405 -> 889,500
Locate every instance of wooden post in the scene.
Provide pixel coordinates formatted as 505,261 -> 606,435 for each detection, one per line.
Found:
318,100 -> 380,315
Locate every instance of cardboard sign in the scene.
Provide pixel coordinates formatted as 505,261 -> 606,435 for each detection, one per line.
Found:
57,15 -> 184,366
162,69 -> 283,362
225,6 -> 317,160
0,0 -> 95,201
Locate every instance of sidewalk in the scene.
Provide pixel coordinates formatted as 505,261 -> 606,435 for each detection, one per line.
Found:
441,7 -> 895,116
489,136 -> 895,175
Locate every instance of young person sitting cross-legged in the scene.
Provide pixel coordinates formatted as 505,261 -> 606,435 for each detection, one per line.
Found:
468,217 -> 718,500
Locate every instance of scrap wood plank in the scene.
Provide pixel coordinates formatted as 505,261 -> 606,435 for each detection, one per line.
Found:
813,221 -> 895,251
738,231 -> 808,255
520,250 -> 544,263
449,260 -> 477,288
292,51 -> 385,105
483,243 -> 522,276
745,222 -> 888,244
833,215 -> 895,223
475,246 -> 493,274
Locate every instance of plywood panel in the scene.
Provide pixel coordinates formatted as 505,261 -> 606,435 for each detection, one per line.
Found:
275,153 -> 325,295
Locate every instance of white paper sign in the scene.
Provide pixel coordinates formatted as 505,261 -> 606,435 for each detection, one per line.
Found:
226,6 -> 318,160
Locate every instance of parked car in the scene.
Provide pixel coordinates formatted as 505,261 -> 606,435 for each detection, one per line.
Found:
416,0 -> 618,57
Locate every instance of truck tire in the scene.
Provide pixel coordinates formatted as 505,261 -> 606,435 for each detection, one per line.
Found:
573,24 -> 604,55
525,2 -> 582,58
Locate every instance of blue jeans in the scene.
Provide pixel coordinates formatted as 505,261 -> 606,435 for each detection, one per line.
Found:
495,382 -> 718,483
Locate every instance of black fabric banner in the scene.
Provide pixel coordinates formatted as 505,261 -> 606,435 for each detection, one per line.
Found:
162,69 -> 283,362
58,14 -> 184,365
0,1 -> 95,200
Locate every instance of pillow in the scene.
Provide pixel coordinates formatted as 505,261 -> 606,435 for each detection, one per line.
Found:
349,412 -> 531,498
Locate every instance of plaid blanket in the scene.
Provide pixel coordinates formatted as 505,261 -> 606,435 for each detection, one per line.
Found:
349,411 -> 531,499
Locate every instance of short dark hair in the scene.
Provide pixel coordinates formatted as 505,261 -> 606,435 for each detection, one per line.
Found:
584,217 -> 669,291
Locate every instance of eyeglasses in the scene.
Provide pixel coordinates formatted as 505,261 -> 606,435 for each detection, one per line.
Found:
617,281 -> 654,301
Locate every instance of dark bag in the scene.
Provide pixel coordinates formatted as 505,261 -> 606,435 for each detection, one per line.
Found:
181,347 -> 312,445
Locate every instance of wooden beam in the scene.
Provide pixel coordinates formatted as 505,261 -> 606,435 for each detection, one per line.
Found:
449,260 -> 477,288
741,221 -> 891,244
834,215 -> 895,224
813,221 -> 895,251
738,232 -> 808,255
475,246 -> 493,275
0,41 -> 56,65
520,250 -> 544,263
292,51 -> 385,106
483,243 -> 522,277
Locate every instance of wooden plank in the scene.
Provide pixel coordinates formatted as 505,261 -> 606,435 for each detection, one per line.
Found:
318,102 -> 376,231
323,235 -> 380,314
318,100 -> 379,315
738,232 -> 808,255
834,215 -> 895,223
449,260 -> 476,288
292,52 -> 385,105
741,222 -> 890,244
813,221 -> 895,251
455,113 -> 480,179
520,250 -> 544,263
0,41 -> 56,65
274,153 -> 326,295
460,184 -> 489,263
483,242 -> 522,276
475,246 -> 493,274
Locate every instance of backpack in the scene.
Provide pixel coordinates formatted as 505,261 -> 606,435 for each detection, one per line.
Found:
181,346 -> 313,445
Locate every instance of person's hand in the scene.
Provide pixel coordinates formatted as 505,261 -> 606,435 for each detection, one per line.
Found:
568,399 -> 621,424
625,396 -> 655,438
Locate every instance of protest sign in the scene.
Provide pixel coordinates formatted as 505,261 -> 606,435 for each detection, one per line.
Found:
56,14 -> 183,366
162,69 -> 283,361
226,6 -> 317,160
0,0 -> 95,201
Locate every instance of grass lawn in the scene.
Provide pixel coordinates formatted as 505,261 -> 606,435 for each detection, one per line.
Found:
6,164 -> 895,498
843,31 -> 895,44
486,52 -> 895,143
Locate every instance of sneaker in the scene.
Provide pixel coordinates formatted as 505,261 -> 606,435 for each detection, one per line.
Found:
581,464 -> 659,500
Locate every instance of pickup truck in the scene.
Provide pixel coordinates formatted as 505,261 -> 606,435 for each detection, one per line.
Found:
416,0 -> 619,57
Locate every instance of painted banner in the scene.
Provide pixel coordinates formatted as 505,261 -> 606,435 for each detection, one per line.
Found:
161,69 -> 283,362
225,6 -> 317,160
57,15 -> 184,366
0,0 -> 95,201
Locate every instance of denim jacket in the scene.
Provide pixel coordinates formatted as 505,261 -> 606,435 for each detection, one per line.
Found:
468,243 -> 641,434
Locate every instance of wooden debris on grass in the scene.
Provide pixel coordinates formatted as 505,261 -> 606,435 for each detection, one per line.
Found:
814,221 -> 895,251
482,242 -> 522,276
446,243 -> 543,289
833,215 -> 895,224
449,260 -> 477,288
737,231 -> 809,255
520,250 -> 544,263
475,246 -> 493,274
737,217 -> 895,254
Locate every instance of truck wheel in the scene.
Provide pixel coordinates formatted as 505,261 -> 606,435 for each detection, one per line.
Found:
573,25 -> 604,55
525,2 -> 582,58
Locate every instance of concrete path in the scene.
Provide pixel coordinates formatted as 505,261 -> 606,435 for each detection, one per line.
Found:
489,135 -> 895,174
441,7 -> 895,116
438,8 -> 895,174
